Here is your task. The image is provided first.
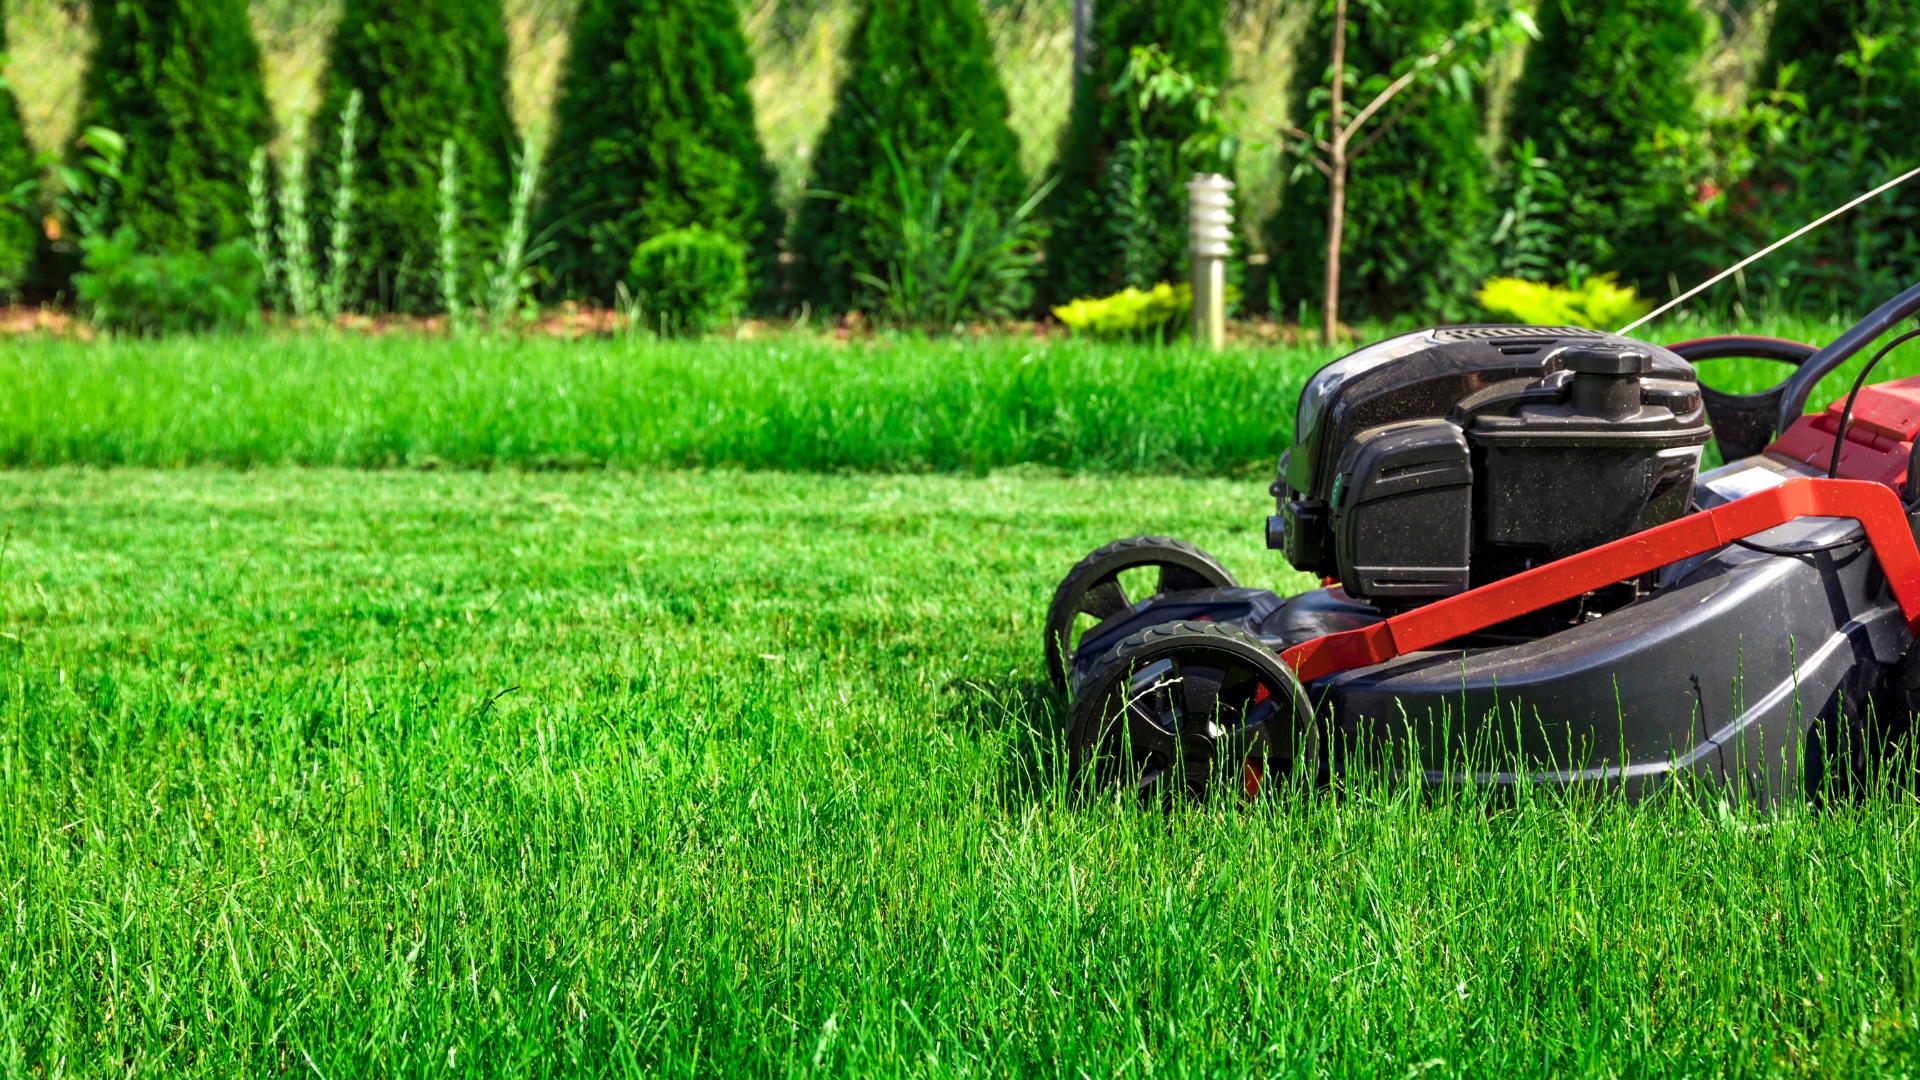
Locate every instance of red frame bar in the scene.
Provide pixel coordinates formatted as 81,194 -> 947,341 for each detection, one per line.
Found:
1278,478 -> 1920,684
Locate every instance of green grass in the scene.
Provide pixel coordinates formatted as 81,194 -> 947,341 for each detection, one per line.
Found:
5,312 -> 1918,477
3,466 -> 1918,1076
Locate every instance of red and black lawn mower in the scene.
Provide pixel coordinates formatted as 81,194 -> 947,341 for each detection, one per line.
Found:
1044,282 -> 1920,805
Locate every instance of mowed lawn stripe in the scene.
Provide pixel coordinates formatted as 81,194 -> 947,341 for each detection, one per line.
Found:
0,467 -> 1914,1076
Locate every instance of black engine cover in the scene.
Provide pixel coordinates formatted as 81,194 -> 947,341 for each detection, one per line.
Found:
1271,327 -> 1711,604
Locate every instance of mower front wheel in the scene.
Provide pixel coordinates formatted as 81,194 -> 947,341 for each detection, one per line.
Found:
1068,620 -> 1313,804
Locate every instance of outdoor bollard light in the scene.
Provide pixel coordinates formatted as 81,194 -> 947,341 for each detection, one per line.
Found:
1187,173 -> 1234,350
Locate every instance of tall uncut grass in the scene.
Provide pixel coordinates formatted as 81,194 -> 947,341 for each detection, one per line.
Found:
0,335 -> 1335,473
0,467 -> 1915,1074
3,312 -> 1918,475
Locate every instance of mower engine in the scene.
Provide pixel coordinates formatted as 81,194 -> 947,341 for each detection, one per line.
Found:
1271,327 -> 1712,605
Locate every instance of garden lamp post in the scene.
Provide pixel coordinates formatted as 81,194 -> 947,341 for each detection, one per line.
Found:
1188,173 -> 1234,349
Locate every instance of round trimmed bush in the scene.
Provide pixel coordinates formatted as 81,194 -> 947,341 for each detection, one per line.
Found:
629,226 -> 748,335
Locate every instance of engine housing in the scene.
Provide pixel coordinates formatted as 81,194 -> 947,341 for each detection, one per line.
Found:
1269,326 -> 1711,606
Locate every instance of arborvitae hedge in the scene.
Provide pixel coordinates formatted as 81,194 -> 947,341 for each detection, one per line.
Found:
1736,0 -> 1920,303
1043,0 -> 1231,304
0,1 -> 38,293
1265,0 -> 1490,322
72,0 -> 273,253
788,0 -> 1025,311
1764,0 -> 1920,146
309,0 -> 516,313
1506,0 -> 1704,287
539,0 -> 779,305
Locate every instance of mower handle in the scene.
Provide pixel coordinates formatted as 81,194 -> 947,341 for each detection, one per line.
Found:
1776,279 -> 1920,433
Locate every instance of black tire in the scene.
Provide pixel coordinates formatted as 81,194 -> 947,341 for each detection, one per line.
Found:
1043,536 -> 1236,692
1068,620 -> 1313,803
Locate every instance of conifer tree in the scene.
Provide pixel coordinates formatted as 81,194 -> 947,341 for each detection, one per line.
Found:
1265,0 -> 1490,323
308,0 -> 516,313
788,0 -> 1026,312
1716,0 -> 1920,304
0,1 -> 39,293
1505,0 -> 1704,286
71,0 -> 273,253
1043,0 -> 1231,304
539,0 -> 779,305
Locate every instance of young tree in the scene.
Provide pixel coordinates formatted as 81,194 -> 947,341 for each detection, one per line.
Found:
1505,0 -> 1705,287
71,0 -> 273,253
788,0 -> 1026,313
308,0 -> 516,313
539,0 -> 780,305
1267,0 -> 1522,339
1043,0 -> 1232,303
0,2 -> 38,293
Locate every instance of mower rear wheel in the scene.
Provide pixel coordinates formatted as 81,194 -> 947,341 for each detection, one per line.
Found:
1068,620 -> 1312,804
1044,536 -> 1236,692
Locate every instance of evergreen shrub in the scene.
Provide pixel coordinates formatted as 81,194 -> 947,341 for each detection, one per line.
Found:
789,0 -> 1027,313
540,0 -> 779,306
75,229 -> 260,333
629,226 -> 748,334
1505,0 -> 1705,287
1044,0 -> 1232,304
0,2 -> 38,295
309,0 -> 516,313
1700,0 -> 1920,309
71,0 -> 273,254
1265,0 -> 1491,322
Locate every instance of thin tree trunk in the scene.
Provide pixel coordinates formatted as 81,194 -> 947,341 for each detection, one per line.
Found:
1072,0 -> 1094,76
1322,0 -> 1347,347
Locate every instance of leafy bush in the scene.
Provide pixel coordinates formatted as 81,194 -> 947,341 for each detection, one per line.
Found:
71,0 -> 274,254
540,0 -> 779,306
788,0 -> 1026,313
1503,0 -> 1704,288
1475,273 -> 1650,330
851,133 -> 1051,326
308,0 -> 516,314
1044,0 -> 1234,304
75,230 -> 261,334
0,5 -> 38,296
1265,0 -> 1492,323
628,226 -> 747,335
1688,3 -> 1920,312
1052,282 -> 1190,338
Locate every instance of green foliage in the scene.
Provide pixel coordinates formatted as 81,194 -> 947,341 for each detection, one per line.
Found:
73,228 -> 260,333
852,132 -> 1053,327
308,0 -> 517,314
1689,2 -> 1920,312
0,6 -> 38,296
1475,272 -> 1652,328
628,225 -> 748,334
1053,281 -> 1188,338
1265,0 -> 1494,322
1503,0 -> 1705,287
1487,139 -> 1567,280
788,0 -> 1027,312
1045,0 -> 1232,303
539,0 -> 779,306
70,0 -> 274,254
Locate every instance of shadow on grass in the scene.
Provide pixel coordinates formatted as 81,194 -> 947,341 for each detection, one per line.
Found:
940,675 -> 1071,807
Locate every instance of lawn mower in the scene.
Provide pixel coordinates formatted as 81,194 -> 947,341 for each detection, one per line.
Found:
1044,282 -> 1920,805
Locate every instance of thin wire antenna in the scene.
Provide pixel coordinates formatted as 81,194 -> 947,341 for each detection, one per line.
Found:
1618,163 -> 1920,335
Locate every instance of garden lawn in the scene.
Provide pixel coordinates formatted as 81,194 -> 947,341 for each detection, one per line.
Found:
2,466 -> 1917,1076
1,311 -> 1915,475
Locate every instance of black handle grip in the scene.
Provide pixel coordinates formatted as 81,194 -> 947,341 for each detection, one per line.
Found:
1776,280 -> 1920,432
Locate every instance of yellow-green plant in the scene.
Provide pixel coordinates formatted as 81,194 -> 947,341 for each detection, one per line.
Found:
1052,282 -> 1190,338
1475,273 -> 1651,330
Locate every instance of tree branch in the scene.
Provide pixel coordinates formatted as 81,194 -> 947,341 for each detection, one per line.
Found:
1279,126 -> 1334,175
1338,16 -> 1490,145
1349,82 -> 1437,161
